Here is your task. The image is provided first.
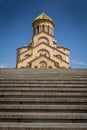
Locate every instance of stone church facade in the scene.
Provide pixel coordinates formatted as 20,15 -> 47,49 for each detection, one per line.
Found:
16,11 -> 70,68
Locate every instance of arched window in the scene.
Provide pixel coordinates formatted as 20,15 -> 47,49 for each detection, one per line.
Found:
57,55 -> 62,59
39,61 -> 47,68
25,54 -> 31,57
54,54 -> 62,60
38,49 -> 50,57
55,62 -> 60,68
37,26 -> 39,33
38,37 -> 49,44
42,25 -> 44,31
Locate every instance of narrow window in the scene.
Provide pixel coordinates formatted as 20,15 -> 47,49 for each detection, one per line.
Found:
40,25 -> 41,32
42,25 -> 44,31
37,26 -> 39,33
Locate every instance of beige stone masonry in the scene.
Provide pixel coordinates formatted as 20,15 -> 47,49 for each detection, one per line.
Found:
16,12 -> 70,68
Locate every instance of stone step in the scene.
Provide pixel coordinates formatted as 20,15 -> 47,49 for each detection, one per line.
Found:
0,122 -> 87,130
0,109 -> 86,113
0,97 -> 87,105
0,71 -> 87,80
3,76 -> 85,79
0,69 -> 87,80
0,112 -> 87,121
0,97 -> 87,102
2,71 -> 86,75
1,71 -> 86,74
0,68 -> 87,74
0,82 -> 87,86
0,79 -> 87,83
0,87 -> 87,92
0,77 -> 86,81
0,104 -> 87,111
0,83 -> 87,87
0,112 -> 87,122
1,69 -> 86,74
0,68 -> 87,129
1,70 -> 86,74
0,92 -> 87,97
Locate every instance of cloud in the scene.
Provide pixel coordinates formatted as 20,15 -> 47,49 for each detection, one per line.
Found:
72,60 -> 87,66
0,63 -> 15,68
0,64 -> 5,68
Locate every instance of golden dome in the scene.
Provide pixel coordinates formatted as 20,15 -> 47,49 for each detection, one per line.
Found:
32,12 -> 54,26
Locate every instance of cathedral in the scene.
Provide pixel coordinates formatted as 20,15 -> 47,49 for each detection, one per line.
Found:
16,11 -> 70,68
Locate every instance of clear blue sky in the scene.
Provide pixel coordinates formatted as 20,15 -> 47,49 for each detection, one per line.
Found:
0,0 -> 87,68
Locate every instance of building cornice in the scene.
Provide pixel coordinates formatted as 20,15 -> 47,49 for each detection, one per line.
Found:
29,55 -> 58,65
54,55 -> 69,64
33,42 -> 68,56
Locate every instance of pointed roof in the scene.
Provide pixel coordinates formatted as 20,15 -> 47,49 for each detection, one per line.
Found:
34,12 -> 53,21
32,12 -> 54,26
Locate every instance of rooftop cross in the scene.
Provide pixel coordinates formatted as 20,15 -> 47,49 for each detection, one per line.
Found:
42,8 -> 45,13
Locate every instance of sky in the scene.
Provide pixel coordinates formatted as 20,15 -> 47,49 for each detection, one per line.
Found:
0,0 -> 87,68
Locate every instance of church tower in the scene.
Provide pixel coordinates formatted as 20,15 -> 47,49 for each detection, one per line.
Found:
16,11 -> 70,68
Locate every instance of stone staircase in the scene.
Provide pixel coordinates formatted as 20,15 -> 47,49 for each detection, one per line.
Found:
0,68 -> 87,130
